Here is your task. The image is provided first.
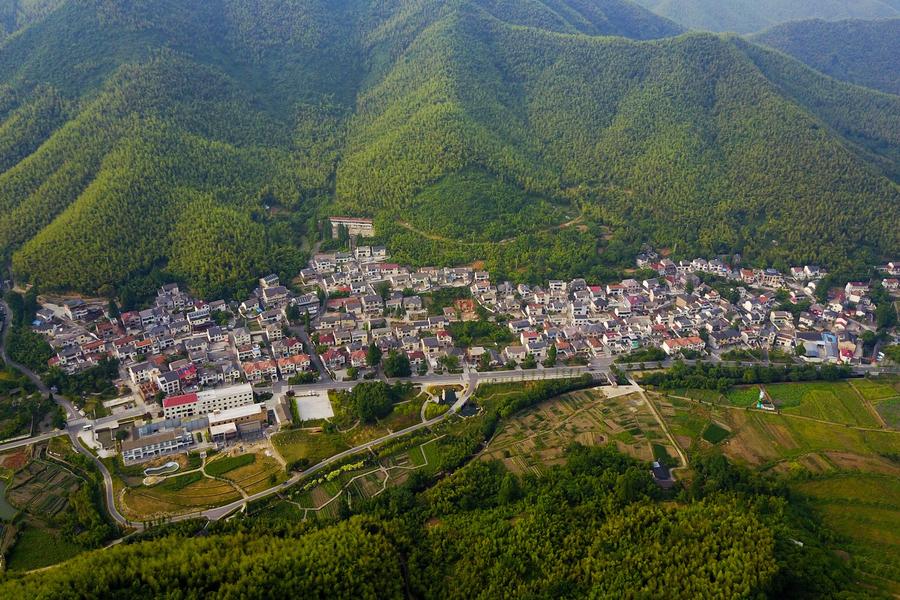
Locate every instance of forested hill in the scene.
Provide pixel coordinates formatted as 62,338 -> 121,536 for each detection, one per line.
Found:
752,18 -> 900,96
0,447 -> 866,598
632,0 -> 900,33
0,0 -> 898,300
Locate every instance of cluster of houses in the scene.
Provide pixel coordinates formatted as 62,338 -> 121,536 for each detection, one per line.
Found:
24,219 -> 899,461
300,245 -> 898,373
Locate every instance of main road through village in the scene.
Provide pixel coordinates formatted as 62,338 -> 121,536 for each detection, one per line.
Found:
2,299 -> 897,530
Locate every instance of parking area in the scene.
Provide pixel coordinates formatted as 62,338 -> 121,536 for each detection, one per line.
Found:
294,390 -> 334,421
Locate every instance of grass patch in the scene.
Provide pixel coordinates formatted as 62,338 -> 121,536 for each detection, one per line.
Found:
206,454 -> 255,477
6,523 -> 83,571
424,402 -> 450,420
273,430 -> 350,465
701,423 -> 730,444
156,471 -> 204,492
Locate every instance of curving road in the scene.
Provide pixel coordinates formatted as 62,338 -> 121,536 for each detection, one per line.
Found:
1,299 -> 137,530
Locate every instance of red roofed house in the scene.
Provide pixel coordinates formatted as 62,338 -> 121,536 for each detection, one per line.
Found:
662,336 -> 705,356
163,393 -> 199,419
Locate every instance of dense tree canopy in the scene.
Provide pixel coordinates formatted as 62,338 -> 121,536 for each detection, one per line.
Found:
0,0 -> 897,298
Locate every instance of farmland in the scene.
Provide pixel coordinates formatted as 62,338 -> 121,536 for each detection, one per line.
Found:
677,380 -> 887,428
121,471 -> 241,521
217,454 -> 286,495
793,474 -> 900,593
481,387 -> 680,475
656,388 -> 900,473
7,460 -> 82,518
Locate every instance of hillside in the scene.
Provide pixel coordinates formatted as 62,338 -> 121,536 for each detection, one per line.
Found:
0,0 -> 898,300
752,18 -> 900,96
633,0 -> 900,33
0,447 -> 865,598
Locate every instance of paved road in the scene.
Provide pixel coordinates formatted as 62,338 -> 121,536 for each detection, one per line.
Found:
0,429 -> 66,453
195,372 -> 479,521
1,299 -> 136,530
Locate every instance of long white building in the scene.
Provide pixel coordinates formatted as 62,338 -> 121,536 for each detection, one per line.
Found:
162,383 -> 254,419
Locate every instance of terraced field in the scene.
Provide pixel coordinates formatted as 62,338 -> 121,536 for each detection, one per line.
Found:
482,388 -> 678,475
122,472 -> 241,520
219,454 -> 286,495
7,460 -> 81,518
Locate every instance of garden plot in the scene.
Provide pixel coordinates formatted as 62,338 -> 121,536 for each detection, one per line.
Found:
7,461 -> 81,518
482,388 -> 677,474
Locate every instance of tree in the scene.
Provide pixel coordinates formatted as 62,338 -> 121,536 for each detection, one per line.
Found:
107,299 -> 120,319
522,355 -> 537,369
350,382 -> 393,423
366,342 -> 382,368
285,304 -> 301,324
439,354 -> 459,372
478,352 -> 492,372
383,351 -> 411,378
543,344 -> 557,367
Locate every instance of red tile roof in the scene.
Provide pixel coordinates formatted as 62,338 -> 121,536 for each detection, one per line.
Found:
163,393 -> 198,408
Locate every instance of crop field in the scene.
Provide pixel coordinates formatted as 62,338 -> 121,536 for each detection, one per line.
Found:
849,378 -> 900,402
481,388 -> 678,475
122,473 -> 240,520
7,460 -> 81,518
658,386 -> 900,474
877,399 -> 900,429
220,454 -> 286,495
272,429 -> 351,465
793,474 -> 900,592
5,522 -> 83,572
763,382 -> 880,427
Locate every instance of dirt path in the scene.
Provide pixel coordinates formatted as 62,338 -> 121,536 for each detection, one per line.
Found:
396,214 -> 584,246
667,394 -> 899,434
636,384 -> 688,469
847,380 -> 889,429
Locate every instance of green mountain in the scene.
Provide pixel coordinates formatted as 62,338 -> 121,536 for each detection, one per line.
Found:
752,18 -> 900,96
0,0 -> 898,299
633,0 -> 900,33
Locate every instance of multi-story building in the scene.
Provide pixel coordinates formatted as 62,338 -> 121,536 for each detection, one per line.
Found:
121,428 -> 194,463
162,383 -> 254,419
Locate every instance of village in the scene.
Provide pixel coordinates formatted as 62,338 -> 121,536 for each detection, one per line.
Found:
17,216 -> 900,466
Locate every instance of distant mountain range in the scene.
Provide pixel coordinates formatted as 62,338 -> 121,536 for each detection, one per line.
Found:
0,0 -> 897,299
752,18 -> 900,96
632,0 -> 900,33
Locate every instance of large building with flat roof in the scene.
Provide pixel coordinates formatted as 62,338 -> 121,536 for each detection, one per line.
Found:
163,383 -> 254,419
208,403 -> 267,443
122,428 -> 194,463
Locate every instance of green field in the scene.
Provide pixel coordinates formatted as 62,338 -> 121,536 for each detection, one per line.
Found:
272,430 -> 350,466
724,386 -> 762,407
794,474 -> 900,592
849,378 -> 900,402
701,423 -> 730,444
765,382 -> 880,427
878,399 -> 900,429
6,523 -> 83,571
205,454 -> 255,477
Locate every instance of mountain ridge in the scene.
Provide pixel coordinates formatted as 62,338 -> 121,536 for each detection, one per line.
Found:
0,0 -> 897,299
